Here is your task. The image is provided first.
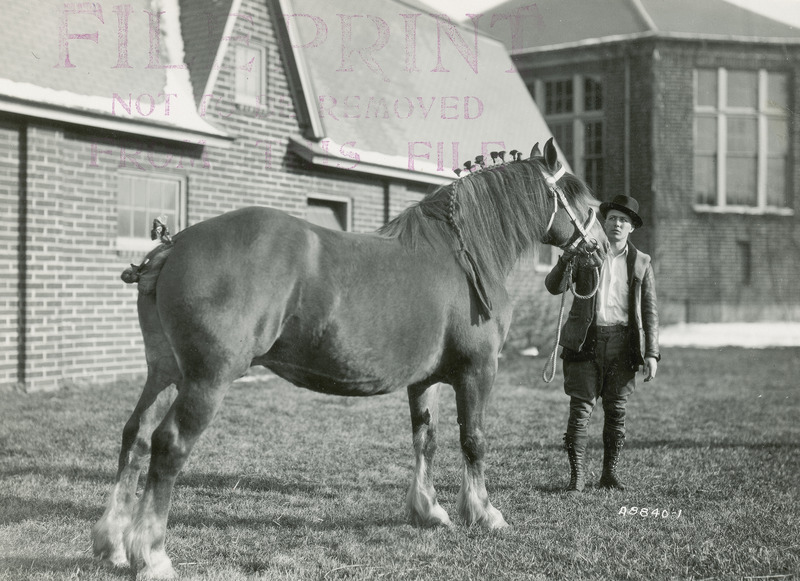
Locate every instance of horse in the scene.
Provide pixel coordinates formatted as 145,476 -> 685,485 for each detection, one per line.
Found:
92,138 -> 607,579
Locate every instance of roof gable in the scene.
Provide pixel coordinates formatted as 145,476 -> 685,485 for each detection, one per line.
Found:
281,0 -> 561,181
0,0 -> 229,145
178,0 -> 238,106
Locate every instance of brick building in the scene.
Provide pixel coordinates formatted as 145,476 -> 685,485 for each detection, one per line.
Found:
480,0 -> 800,324
1,0 -> 563,391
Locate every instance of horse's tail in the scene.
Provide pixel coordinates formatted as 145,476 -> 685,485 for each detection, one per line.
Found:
121,243 -> 174,295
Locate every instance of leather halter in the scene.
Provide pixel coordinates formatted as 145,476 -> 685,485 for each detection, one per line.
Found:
542,165 -> 599,255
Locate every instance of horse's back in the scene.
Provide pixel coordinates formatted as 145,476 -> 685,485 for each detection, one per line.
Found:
150,206 -> 467,393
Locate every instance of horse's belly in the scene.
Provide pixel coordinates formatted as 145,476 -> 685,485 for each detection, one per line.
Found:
258,321 -> 442,396
263,360 -> 400,396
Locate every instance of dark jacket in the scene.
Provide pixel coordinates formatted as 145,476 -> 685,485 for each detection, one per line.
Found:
545,241 -> 660,366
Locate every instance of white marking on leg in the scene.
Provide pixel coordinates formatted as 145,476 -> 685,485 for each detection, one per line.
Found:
92,482 -> 131,567
456,458 -> 508,529
406,435 -> 451,527
124,492 -> 176,579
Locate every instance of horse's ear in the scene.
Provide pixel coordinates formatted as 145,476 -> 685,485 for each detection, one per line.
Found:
529,142 -> 541,158
544,137 -> 559,171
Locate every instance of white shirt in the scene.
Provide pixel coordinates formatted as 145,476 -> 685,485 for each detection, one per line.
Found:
595,246 -> 629,326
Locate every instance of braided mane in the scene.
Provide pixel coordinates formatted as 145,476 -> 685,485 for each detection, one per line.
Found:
378,156 -> 595,289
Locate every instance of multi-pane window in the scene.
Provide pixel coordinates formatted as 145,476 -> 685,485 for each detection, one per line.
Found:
693,68 -> 791,212
549,122 -> 574,168
235,45 -> 267,107
534,75 -> 604,197
584,77 -> 603,112
584,120 -> 604,196
533,75 -> 604,269
117,173 -> 185,251
544,79 -> 573,115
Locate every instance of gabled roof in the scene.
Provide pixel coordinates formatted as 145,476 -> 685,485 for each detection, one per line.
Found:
0,0 -> 231,146
278,0 -> 562,183
478,0 -> 800,53
178,0 -> 239,107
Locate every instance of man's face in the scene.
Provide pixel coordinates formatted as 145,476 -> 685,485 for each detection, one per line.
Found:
603,209 -> 634,243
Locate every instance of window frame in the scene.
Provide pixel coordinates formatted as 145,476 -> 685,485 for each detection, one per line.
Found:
533,74 -> 604,271
305,193 -> 352,232
693,67 -> 793,216
234,44 -> 268,109
116,170 -> 187,253
533,74 -> 605,198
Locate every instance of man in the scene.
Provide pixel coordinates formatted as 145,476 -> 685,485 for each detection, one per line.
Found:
545,194 -> 660,493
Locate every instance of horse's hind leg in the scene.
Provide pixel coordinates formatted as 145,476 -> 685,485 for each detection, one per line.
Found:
406,382 -> 451,527
92,361 -> 178,567
454,361 -> 508,529
125,370 -> 237,579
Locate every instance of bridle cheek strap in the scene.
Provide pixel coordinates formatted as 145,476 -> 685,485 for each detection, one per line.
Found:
543,165 -> 598,254
543,165 -> 566,234
563,207 -> 597,252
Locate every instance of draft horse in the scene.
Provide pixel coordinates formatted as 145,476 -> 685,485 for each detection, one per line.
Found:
92,138 -> 606,578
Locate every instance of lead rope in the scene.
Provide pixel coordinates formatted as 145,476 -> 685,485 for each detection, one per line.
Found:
542,260 -> 601,383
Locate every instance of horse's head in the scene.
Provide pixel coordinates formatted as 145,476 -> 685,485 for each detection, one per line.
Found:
534,138 -> 608,267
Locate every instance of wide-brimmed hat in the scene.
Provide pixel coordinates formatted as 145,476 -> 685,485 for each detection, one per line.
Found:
600,195 -> 643,229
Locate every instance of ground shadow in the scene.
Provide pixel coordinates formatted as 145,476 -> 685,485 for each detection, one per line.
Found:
0,495 -> 98,525
503,439 -> 799,453
0,555 -> 128,579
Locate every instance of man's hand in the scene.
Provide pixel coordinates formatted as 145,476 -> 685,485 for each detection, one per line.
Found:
561,247 -> 603,269
643,357 -> 658,382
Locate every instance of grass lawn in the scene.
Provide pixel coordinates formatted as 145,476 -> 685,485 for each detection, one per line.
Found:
1,347 -> 798,580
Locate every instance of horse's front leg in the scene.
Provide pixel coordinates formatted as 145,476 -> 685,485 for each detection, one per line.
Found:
406,382 -> 451,527
92,370 -> 176,568
454,361 -> 508,529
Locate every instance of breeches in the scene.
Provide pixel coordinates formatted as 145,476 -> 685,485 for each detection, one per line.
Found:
563,326 -> 636,439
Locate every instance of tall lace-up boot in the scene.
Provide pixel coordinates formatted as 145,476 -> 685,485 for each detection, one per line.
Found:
598,432 -> 626,490
563,434 -> 588,494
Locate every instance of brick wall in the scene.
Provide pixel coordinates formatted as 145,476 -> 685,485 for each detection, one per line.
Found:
0,121 -> 20,389
651,40 -> 800,323
14,125 -> 149,391
516,39 -> 800,326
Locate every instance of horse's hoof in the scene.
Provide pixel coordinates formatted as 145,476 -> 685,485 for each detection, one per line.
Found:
137,553 -> 177,580
410,503 -> 452,528
487,513 -> 509,530
460,502 -> 509,529
92,532 -> 129,567
481,503 -> 509,529
428,505 -> 453,528
102,550 -> 130,569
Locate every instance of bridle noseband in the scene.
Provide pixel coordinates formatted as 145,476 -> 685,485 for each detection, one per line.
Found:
542,165 -> 599,255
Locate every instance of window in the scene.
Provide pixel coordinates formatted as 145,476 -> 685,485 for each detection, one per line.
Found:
235,45 -> 267,107
549,122 -> 574,168
693,68 -> 791,213
117,172 -> 185,251
306,195 -> 351,231
534,75 -> 604,198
